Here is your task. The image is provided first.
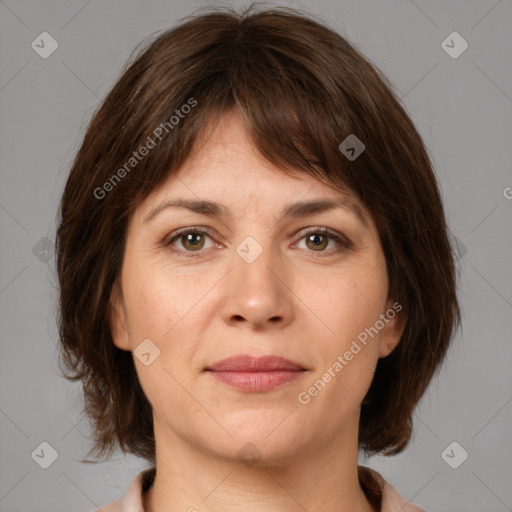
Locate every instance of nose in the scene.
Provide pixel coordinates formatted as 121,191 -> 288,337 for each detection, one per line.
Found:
220,241 -> 295,331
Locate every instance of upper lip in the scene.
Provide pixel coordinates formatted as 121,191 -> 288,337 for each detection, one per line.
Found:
205,355 -> 306,372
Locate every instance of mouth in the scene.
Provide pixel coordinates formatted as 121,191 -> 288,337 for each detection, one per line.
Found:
204,355 -> 307,393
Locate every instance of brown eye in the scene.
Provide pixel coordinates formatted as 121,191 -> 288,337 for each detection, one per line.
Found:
295,227 -> 351,256
164,228 -> 216,257
180,232 -> 205,251
305,233 -> 329,251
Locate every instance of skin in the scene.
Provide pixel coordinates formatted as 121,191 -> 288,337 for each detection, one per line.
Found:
109,108 -> 405,512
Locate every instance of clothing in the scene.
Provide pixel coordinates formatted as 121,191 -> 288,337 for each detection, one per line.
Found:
96,465 -> 425,511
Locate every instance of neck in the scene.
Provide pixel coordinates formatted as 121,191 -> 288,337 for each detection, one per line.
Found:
143,416 -> 375,512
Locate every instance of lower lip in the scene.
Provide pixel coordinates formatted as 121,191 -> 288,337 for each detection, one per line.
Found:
207,370 -> 305,392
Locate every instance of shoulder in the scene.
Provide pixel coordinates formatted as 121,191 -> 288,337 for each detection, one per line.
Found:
358,465 -> 426,512
92,498 -> 123,512
95,467 -> 154,512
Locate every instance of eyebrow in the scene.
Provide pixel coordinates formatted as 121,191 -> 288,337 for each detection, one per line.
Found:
144,197 -> 369,227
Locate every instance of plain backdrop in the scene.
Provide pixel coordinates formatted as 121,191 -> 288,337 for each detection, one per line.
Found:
1,1 -> 511,511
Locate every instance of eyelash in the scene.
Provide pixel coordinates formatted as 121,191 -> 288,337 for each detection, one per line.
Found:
162,226 -> 351,259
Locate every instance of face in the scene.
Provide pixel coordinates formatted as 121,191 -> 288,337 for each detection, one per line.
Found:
110,108 -> 405,464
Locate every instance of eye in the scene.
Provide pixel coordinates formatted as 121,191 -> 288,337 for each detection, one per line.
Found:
163,226 -> 351,258
293,227 -> 351,256
163,227 -> 217,257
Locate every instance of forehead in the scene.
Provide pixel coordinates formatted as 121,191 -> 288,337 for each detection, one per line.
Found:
177,108 -> 303,186
134,108 -> 371,229
146,109 -> 351,199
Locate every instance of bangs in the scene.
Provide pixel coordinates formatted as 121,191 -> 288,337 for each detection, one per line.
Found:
101,12 -> 378,219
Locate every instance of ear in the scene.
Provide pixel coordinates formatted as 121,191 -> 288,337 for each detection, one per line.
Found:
108,281 -> 131,351
378,299 -> 407,359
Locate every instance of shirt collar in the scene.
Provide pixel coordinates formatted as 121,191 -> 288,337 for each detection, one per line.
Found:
118,465 -> 425,512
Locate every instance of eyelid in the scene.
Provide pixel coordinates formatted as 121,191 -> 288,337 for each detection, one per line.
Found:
162,225 -> 352,257
293,226 -> 351,249
162,226 -> 219,253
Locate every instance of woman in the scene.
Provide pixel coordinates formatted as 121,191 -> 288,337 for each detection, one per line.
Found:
56,5 -> 460,512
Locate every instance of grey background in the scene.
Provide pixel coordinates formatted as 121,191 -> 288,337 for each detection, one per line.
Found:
1,0 -> 511,511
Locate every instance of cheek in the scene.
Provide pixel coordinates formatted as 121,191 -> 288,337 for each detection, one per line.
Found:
298,323 -> 380,425
295,259 -> 387,406
120,265 -> 199,413
301,262 -> 388,345
120,256 -> 213,382
121,254 -> 193,339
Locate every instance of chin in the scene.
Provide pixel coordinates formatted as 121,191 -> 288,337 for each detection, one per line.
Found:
209,413 -> 310,463
212,436 -> 305,468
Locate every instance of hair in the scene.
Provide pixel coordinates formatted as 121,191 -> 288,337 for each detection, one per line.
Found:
55,3 -> 460,463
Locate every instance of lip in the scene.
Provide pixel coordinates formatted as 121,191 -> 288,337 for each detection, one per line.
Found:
206,355 -> 306,372
205,355 -> 307,393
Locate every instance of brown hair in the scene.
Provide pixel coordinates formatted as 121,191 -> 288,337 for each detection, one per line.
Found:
56,4 -> 460,463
